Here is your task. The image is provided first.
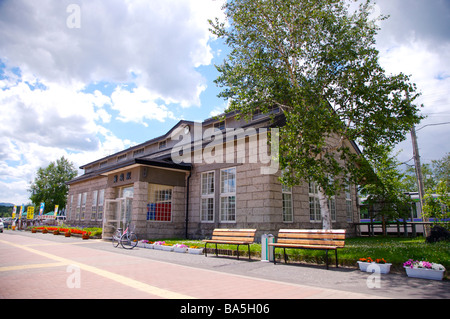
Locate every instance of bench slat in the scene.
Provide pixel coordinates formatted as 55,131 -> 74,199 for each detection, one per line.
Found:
210,236 -> 254,242
278,233 -> 346,240
274,239 -> 345,247
212,231 -> 256,237
269,243 -> 339,250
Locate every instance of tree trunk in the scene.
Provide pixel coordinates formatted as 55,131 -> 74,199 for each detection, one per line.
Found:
317,188 -> 332,230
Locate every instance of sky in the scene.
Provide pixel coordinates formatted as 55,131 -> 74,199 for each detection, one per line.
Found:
0,0 -> 449,205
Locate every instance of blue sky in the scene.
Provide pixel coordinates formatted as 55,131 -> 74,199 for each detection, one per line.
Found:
0,0 -> 449,205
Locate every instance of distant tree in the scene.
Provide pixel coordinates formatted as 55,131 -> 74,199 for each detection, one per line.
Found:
432,153 -> 450,188
402,152 -> 450,192
359,146 -> 411,234
423,181 -> 450,231
210,0 -> 423,229
28,156 -> 78,213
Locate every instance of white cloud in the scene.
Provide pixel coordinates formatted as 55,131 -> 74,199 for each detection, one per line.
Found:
374,0 -> 450,164
0,0 -> 226,203
0,0 -> 225,108
110,86 -> 176,126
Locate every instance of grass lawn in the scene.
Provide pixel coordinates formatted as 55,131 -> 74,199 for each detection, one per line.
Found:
150,236 -> 450,273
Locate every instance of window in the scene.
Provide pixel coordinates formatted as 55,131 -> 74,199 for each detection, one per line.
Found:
309,181 -> 321,222
97,189 -> 104,221
282,184 -> 293,222
91,190 -> 98,220
345,184 -> 353,222
117,154 -> 127,162
159,140 -> 166,149
81,192 -> 87,220
201,171 -> 215,222
76,194 -> 81,220
147,184 -> 173,222
133,148 -> 144,157
214,121 -> 225,131
220,168 -> 236,222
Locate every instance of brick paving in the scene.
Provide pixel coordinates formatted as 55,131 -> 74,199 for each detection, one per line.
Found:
0,230 -> 448,302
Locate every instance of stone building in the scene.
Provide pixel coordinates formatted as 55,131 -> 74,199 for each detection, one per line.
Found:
66,110 -> 361,240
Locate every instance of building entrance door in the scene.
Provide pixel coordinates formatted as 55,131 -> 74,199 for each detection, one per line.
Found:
103,197 -> 133,239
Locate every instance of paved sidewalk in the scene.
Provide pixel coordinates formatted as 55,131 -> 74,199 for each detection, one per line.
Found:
1,230 -> 448,302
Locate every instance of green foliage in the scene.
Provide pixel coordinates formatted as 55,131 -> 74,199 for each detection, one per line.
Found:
423,181 -> 450,230
359,146 -> 411,221
28,156 -> 77,213
210,0 -> 423,228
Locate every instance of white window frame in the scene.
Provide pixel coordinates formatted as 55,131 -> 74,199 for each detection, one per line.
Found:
345,183 -> 353,222
97,189 -> 105,221
201,171 -> 215,222
309,181 -> 321,223
91,190 -> 98,220
282,184 -> 293,223
220,167 -> 236,223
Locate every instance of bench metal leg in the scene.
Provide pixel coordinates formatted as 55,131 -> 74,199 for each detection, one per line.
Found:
248,244 -> 251,260
215,243 -> 218,257
237,245 -> 240,260
335,249 -> 338,268
325,250 -> 329,270
273,247 -> 277,265
283,248 -> 287,264
204,243 -> 208,257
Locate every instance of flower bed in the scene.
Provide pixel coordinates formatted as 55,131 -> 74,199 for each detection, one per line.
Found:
31,226 -> 92,238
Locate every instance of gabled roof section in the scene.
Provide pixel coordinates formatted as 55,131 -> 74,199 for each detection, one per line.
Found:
79,119 -> 195,169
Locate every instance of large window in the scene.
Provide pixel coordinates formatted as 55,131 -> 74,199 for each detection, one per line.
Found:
80,192 -> 87,220
147,184 -> 173,222
220,167 -> 236,222
90,189 -> 105,221
345,183 -> 353,222
309,181 -> 321,222
76,194 -> 81,220
97,189 -> 104,221
282,184 -> 293,222
201,171 -> 215,222
91,190 -> 98,220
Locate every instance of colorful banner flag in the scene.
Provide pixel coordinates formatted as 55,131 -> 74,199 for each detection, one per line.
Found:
18,206 -> 23,220
12,206 -> 16,218
27,206 -> 35,219
39,202 -> 45,216
54,205 -> 59,216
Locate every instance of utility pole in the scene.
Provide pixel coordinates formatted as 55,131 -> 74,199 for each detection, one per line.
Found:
410,125 -> 428,237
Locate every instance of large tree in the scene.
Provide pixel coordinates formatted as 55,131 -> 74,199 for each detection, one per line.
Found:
210,0 -> 423,229
28,156 -> 78,214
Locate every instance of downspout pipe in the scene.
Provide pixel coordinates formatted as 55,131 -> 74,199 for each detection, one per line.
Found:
185,171 -> 192,239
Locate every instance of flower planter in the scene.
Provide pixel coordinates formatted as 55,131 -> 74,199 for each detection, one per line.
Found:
65,232 -> 71,237
31,228 -> 37,233
404,267 -> 445,281
82,234 -> 89,240
173,246 -> 188,253
161,245 -> 174,252
53,230 -> 60,235
358,261 -> 391,274
154,244 -> 163,250
42,229 -> 48,234
188,248 -> 204,255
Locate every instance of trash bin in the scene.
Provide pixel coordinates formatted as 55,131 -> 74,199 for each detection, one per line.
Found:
261,234 -> 274,262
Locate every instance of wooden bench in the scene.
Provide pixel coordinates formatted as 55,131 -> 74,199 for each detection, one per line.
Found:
268,229 -> 346,269
203,229 -> 257,260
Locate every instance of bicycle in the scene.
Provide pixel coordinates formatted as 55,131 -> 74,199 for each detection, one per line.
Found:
112,224 -> 138,249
